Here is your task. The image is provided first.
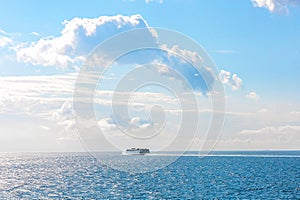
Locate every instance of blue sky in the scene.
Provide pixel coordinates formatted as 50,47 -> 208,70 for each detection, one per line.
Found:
0,0 -> 299,151
1,0 -> 300,99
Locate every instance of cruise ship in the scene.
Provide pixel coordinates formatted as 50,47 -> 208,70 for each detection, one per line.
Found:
123,148 -> 150,155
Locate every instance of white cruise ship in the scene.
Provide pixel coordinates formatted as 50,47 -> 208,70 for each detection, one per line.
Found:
123,148 -> 150,155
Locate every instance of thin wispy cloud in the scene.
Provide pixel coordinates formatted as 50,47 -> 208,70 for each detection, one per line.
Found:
31,32 -> 41,36
240,125 -> 300,137
211,50 -> 237,54
145,0 -> 163,3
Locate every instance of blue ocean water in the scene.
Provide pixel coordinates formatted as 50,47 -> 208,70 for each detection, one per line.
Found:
0,151 -> 299,199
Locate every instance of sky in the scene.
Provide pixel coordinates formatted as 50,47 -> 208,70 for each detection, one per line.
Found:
0,0 -> 300,152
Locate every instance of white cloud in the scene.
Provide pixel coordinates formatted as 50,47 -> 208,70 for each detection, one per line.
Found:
31,32 -> 41,36
258,108 -> 268,113
15,14 -> 151,68
150,59 -> 171,75
252,0 -> 276,11
129,116 -> 153,129
98,116 -> 154,133
52,101 -> 73,121
1,72 -> 299,151
12,14 -> 219,95
52,101 -> 75,130
290,111 -> 300,115
159,44 -> 216,92
145,0 -> 163,3
0,72 -> 183,131
0,74 -> 76,119
220,69 -> 243,91
211,50 -> 237,54
160,44 -> 203,64
98,117 -> 118,131
40,125 -> 50,131
251,0 -> 298,12
240,125 -> 300,136
231,74 -> 243,90
246,91 -> 260,100
212,125 -> 300,150
0,36 -> 12,47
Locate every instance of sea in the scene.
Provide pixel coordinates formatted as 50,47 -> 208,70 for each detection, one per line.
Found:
0,151 -> 299,199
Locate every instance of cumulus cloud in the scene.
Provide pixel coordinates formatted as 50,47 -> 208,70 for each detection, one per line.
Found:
129,117 -> 153,129
160,44 -> 203,65
0,36 -> 12,47
251,0 -> 299,12
15,14 -> 152,68
53,101 -> 73,121
53,101 -> 75,130
150,59 -> 171,75
246,91 -> 260,100
158,44 -> 216,93
98,117 -> 118,131
0,29 -> 13,48
13,14 -> 219,94
220,69 -> 243,91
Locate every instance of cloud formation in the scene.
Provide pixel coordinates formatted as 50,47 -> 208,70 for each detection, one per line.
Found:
0,36 -> 12,47
240,125 -> 300,135
129,117 -> 153,129
0,74 -> 76,120
53,101 -> 73,121
98,116 -> 154,132
251,0 -> 298,12
220,69 -> 243,91
0,30 -> 13,48
239,125 -> 300,146
53,101 -> 75,130
15,14 -> 151,68
145,0 -> 163,3
158,45 -> 216,93
246,91 -> 260,100
12,14 -> 222,95
98,117 -> 118,131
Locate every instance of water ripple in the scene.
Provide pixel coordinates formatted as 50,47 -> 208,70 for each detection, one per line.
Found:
0,152 -> 299,199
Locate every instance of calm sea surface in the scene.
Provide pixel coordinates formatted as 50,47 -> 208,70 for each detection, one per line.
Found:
0,151 -> 299,199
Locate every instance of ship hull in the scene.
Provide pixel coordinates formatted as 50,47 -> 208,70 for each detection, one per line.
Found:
123,148 -> 150,155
